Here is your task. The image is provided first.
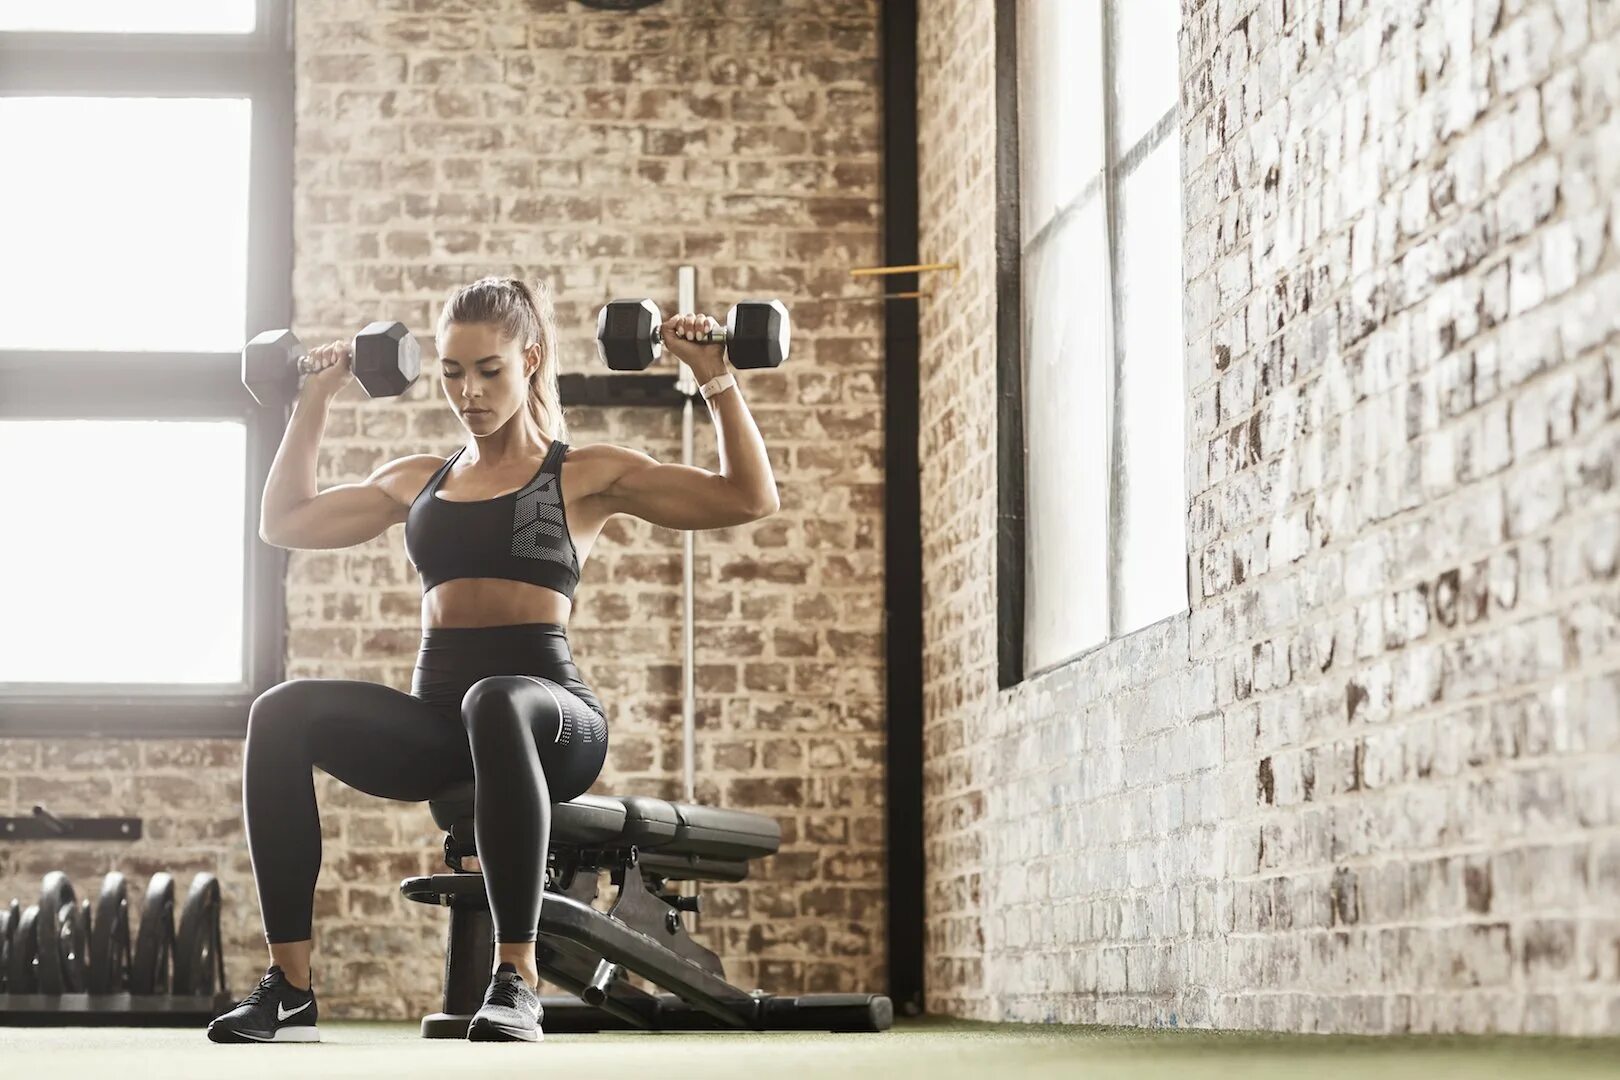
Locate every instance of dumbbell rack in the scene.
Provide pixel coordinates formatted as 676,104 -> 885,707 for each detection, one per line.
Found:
0,818 -> 231,1026
0,991 -> 232,1027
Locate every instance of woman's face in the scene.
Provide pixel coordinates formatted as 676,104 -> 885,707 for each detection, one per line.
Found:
438,322 -> 534,433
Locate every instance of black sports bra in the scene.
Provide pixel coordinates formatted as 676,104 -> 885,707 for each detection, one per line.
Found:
404,441 -> 581,601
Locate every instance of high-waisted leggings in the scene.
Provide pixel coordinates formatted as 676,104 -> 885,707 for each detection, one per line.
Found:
242,623 -> 608,945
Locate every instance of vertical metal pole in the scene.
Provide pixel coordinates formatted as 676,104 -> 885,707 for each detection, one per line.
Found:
676,266 -> 698,806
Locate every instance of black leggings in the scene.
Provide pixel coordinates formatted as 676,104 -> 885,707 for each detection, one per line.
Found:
242,623 -> 608,944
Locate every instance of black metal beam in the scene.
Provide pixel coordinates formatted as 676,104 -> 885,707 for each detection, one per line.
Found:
994,0 -> 1026,688
560,372 -> 686,408
880,0 -> 925,1019
0,811 -> 143,842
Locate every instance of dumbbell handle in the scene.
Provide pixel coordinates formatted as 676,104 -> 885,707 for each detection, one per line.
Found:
291,351 -> 345,376
650,326 -> 731,345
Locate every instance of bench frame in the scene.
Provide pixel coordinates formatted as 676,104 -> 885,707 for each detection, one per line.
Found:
401,824 -> 892,1036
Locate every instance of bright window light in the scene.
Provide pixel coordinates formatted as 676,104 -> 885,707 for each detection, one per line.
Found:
0,420 -> 247,685
0,97 -> 252,353
1113,0 -> 1180,153
0,1 -> 257,34
1022,198 -> 1110,672
1117,138 -> 1189,632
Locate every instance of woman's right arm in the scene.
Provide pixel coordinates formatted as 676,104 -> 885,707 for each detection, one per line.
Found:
258,339 -> 430,550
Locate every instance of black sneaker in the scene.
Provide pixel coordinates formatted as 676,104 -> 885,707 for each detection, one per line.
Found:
467,962 -> 543,1042
206,965 -> 320,1043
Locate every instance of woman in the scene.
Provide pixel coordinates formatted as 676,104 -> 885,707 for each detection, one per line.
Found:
207,277 -> 778,1044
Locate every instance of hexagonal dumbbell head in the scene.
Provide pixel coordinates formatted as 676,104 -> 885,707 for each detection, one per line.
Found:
242,328 -> 304,408
724,299 -> 791,369
352,320 -> 420,398
242,322 -> 419,408
596,298 -> 663,371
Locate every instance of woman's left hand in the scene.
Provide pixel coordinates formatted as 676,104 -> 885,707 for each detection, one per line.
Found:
660,312 -> 727,378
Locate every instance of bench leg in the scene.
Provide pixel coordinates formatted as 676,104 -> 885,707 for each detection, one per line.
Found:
421,896 -> 494,1039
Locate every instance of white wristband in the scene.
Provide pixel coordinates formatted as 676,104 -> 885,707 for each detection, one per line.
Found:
698,372 -> 737,400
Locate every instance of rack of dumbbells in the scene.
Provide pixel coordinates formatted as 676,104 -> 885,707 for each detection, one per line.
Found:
0,808 -> 230,1025
0,870 -> 230,1025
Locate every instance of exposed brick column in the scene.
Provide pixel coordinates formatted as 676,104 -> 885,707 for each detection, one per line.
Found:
0,0 -> 886,1020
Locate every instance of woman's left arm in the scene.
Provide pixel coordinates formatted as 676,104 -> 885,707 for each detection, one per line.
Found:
585,312 -> 780,530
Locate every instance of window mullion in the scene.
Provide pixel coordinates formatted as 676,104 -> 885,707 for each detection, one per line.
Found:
1100,0 -> 1124,640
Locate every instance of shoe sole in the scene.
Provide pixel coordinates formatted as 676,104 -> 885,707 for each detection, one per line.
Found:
467,1017 -> 542,1043
207,1024 -> 321,1044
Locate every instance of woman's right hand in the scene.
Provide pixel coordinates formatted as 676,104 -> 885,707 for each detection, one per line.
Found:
300,339 -> 355,403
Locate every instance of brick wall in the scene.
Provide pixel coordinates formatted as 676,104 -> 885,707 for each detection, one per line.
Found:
0,0 -> 885,1019
920,0 -> 1620,1035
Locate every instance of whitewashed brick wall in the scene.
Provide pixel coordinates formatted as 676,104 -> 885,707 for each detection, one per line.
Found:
921,0 -> 1620,1034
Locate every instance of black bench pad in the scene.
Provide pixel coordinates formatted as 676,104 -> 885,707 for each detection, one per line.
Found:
427,782 -> 781,862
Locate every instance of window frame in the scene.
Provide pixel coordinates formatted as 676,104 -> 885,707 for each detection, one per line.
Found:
0,0 -> 294,738
996,0 -> 1188,688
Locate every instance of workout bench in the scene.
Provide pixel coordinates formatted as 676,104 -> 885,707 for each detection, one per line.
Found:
400,782 -> 893,1036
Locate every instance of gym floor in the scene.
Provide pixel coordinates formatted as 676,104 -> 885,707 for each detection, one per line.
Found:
2,1018 -> 1617,1079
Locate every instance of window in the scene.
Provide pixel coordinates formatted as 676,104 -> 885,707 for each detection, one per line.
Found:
0,1 -> 292,736
0,97 -> 254,352
997,0 -> 1188,683
0,2 -> 257,34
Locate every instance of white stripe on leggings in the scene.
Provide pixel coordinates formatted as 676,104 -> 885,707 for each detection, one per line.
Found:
521,675 -> 568,744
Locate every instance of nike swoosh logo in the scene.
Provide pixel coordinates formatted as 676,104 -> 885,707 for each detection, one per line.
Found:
278,1000 -> 312,1021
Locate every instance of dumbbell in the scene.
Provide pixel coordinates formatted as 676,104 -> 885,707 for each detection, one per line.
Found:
242,321 -> 420,407
172,873 -> 224,996
595,298 -> 790,371
0,898 -> 17,992
35,870 -> 89,994
8,904 -> 38,992
89,871 -> 132,994
130,871 -> 175,995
